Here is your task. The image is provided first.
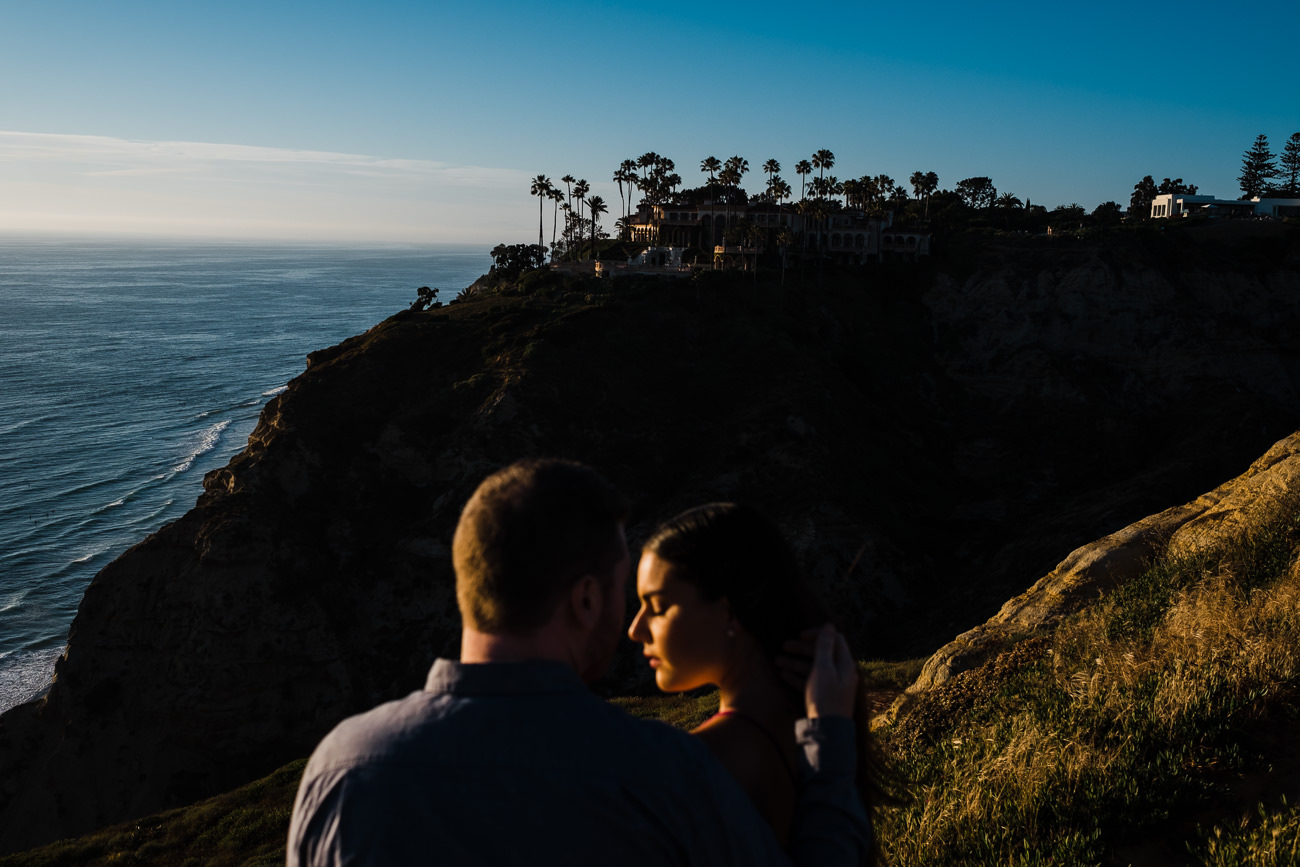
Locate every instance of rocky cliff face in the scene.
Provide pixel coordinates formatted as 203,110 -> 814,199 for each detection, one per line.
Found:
886,429 -> 1300,725
1,224 -> 1298,852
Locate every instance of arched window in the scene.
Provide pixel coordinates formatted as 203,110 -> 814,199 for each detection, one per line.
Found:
855,234 -> 865,247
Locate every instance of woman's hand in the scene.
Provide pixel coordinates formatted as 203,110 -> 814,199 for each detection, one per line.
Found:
778,624 -> 857,719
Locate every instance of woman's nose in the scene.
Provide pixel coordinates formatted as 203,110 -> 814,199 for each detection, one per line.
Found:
628,607 -> 646,641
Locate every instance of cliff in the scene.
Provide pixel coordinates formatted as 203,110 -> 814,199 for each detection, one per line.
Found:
1,223 -> 1299,852
887,429 -> 1300,721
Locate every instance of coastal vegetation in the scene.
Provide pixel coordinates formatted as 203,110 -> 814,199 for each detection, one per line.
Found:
879,494 -> 1300,864
8,490 -> 1298,865
7,222 -> 1300,864
524,133 -> 1300,268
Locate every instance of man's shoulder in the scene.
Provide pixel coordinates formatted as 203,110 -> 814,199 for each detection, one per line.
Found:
305,689 -> 444,773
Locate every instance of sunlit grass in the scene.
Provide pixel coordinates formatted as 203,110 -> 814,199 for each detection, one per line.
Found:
860,657 -> 926,691
876,500 -> 1300,865
1196,797 -> 1300,866
10,503 -> 1300,865
611,688 -> 720,731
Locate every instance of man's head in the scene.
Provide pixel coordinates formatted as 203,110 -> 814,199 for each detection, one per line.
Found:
453,459 -> 629,678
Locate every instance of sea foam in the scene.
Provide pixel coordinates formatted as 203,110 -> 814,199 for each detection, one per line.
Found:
173,420 -> 231,474
0,647 -> 62,715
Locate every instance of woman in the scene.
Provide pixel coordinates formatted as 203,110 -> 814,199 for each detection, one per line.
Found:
627,502 -> 875,851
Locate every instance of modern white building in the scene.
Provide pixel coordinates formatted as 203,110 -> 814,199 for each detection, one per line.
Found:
1150,193 -> 1300,220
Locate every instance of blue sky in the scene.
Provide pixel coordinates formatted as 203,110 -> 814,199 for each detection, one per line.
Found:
2,0 -> 1296,243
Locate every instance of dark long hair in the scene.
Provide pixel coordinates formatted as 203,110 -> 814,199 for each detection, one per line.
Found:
644,502 -> 893,860
644,502 -> 826,708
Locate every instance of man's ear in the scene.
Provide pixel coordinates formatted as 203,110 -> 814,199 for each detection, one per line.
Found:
568,574 -> 604,631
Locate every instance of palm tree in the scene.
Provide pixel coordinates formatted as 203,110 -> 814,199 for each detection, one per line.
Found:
767,175 -> 790,207
718,164 -> 740,242
812,149 -> 835,183
996,192 -> 1023,228
803,197 -> 829,288
573,178 -> 590,225
910,171 -> 939,220
613,167 -> 629,224
701,155 -> 721,185
795,160 -> 812,201
842,179 -> 861,211
873,174 -> 895,204
548,188 -> 564,248
558,202 -> 572,255
561,174 -> 576,213
720,157 -> 748,243
825,176 -> 842,207
619,159 -> 638,217
725,155 -> 749,184
763,158 -> 781,189
587,195 -> 608,259
637,152 -> 660,188
530,174 -> 552,250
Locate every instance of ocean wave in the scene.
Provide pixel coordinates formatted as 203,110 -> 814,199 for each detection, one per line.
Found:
262,385 -> 288,397
71,546 -> 109,564
0,416 -> 47,438
0,647 -> 64,715
0,591 -> 28,614
173,419 -> 231,474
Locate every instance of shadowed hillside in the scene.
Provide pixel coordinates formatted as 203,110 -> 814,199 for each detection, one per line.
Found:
1,223 -> 1298,852
7,434 -> 1300,865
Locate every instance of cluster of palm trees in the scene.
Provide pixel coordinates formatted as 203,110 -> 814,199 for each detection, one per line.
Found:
529,148 -> 952,259
530,174 -> 607,259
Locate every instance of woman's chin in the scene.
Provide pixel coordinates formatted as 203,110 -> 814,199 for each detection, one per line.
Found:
655,672 -> 686,693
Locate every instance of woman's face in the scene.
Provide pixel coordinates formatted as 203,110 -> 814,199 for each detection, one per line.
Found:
628,551 -> 734,692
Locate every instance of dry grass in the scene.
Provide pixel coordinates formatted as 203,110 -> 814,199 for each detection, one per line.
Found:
1199,797 -> 1300,866
10,506 -> 1300,865
878,503 -> 1300,865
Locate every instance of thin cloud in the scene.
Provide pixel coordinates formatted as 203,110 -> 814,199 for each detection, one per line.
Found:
0,131 -> 535,243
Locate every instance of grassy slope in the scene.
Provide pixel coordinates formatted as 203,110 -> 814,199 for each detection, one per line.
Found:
878,499 -> 1300,866
2,679 -> 944,866
10,234 -> 1300,864
8,514 -> 1300,866
0,692 -> 717,866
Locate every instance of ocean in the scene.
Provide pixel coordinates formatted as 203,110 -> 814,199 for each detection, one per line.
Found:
0,236 -> 491,713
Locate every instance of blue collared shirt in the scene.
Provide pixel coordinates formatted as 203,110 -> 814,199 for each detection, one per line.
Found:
287,659 -> 869,866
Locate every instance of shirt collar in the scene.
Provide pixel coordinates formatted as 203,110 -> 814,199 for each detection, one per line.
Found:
425,658 -> 589,697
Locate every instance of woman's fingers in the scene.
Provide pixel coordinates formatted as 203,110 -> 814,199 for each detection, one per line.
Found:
804,624 -> 858,719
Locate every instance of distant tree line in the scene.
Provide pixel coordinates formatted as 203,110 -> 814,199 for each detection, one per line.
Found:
1128,131 -> 1300,219
522,147 -> 1141,265
1239,133 -> 1300,199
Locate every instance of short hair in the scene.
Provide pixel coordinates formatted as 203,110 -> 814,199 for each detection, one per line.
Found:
453,459 -> 629,633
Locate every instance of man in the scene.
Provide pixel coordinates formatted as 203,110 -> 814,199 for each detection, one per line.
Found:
287,459 -> 869,866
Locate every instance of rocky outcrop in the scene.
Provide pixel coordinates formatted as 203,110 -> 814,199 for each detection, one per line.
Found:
886,429 -> 1300,724
913,223 -> 1300,640
2,225 -> 1300,853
